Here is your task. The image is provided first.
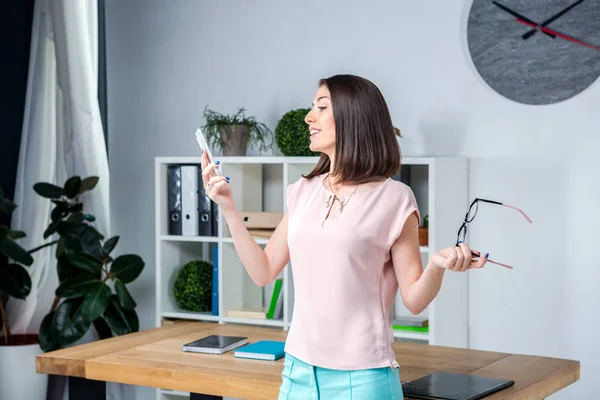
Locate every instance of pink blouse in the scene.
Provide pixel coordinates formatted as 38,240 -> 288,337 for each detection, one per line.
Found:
284,173 -> 420,370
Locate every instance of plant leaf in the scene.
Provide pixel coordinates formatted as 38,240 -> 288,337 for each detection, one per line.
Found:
0,235 -> 34,266
0,196 -> 17,215
55,237 -> 66,258
66,212 -> 84,224
43,219 -> 63,239
63,177 -> 82,198
66,250 -> 104,274
57,253 -> 100,283
63,223 -> 104,258
51,203 -> 69,222
7,230 -> 26,240
85,225 -> 104,242
0,263 -> 32,299
68,203 -> 83,213
110,254 -> 144,284
79,176 -> 99,195
81,282 -> 112,321
52,298 -> 91,347
103,236 -> 119,256
93,317 -> 112,340
103,297 -> 139,335
39,312 -> 58,352
55,275 -> 102,298
114,279 -> 136,310
33,182 -> 64,199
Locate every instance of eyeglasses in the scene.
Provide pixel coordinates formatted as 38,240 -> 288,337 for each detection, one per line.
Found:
456,198 -> 532,269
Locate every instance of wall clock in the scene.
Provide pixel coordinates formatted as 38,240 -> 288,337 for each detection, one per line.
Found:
466,0 -> 600,105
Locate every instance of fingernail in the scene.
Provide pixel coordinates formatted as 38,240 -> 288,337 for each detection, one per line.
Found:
216,160 -> 220,165
458,240 -> 463,244
226,176 -> 230,180
485,253 -> 489,258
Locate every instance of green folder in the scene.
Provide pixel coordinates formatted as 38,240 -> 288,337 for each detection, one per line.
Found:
266,278 -> 282,319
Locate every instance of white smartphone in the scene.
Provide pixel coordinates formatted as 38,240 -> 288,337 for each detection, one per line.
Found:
194,128 -> 222,176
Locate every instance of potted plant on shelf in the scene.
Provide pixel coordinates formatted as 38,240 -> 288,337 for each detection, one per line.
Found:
418,215 -> 429,247
275,108 -> 317,156
201,106 -> 273,156
173,260 -> 213,313
0,187 -> 46,400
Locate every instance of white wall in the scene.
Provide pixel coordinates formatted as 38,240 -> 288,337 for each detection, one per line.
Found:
105,0 -> 600,398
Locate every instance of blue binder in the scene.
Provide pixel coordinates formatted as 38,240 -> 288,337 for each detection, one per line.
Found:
212,246 -> 218,316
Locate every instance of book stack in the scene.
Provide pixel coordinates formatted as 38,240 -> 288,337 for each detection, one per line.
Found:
392,316 -> 428,333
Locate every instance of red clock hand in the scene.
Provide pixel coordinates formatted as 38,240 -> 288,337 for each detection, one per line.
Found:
516,18 -> 600,51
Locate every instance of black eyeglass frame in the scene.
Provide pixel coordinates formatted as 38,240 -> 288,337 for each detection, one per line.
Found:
455,198 -> 502,247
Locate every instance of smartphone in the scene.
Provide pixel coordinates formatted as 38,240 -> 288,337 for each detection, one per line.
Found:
194,128 -> 222,176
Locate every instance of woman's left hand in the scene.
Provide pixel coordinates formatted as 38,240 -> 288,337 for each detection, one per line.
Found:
429,242 -> 488,272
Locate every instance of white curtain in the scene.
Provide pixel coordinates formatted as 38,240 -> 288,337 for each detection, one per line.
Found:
8,0 -> 117,398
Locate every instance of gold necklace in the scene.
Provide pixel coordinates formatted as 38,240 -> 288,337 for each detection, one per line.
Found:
326,174 -> 359,214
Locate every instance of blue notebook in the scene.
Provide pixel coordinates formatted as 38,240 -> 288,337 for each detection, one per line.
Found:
234,340 -> 286,361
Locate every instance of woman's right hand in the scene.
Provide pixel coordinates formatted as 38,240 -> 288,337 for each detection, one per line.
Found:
201,151 -> 233,211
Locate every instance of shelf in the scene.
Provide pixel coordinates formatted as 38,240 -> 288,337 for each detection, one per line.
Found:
160,389 -> 189,398
220,316 -> 285,327
161,235 -> 423,249
222,237 -> 269,245
161,311 -> 219,322
161,235 -> 218,243
393,330 -> 429,341
155,156 -> 469,353
154,155 -> 437,166
161,235 -> 270,245
155,156 -> 319,165
162,236 -> 418,248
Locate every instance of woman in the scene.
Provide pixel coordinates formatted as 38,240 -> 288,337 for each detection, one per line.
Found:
201,74 -> 488,399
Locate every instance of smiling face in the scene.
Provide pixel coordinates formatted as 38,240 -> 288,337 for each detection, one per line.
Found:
305,84 -> 336,157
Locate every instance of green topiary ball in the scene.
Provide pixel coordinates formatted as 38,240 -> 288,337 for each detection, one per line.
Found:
275,108 -> 319,156
173,260 -> 213,312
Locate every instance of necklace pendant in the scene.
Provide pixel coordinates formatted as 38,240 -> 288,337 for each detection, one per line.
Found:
325,194 -> 332,208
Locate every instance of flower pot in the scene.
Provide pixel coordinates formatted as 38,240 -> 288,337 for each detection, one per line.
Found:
418,228 -> 428,247
219,124 -> 249,156
0,334 -> 47,400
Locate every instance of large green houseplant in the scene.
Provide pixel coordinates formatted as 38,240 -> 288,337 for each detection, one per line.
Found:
0,188 -> 51,400
201,106 -> 273,156
0,188 -> 35,346
32,176 -> 144,352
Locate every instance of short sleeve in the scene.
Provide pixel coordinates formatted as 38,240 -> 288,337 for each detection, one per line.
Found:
286,177 -> 303,215
387,184 -> 420,247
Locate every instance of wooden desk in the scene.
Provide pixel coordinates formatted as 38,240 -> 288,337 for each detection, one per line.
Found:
36,321 -> 579,400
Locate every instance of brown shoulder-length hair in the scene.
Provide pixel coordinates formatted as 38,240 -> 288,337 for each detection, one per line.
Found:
303,74 -> 401,184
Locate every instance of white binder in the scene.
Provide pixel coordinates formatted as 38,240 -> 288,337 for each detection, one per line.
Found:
181,165 -> 199,236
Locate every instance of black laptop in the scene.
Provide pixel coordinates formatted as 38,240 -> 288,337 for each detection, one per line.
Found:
402,371 -> 515,400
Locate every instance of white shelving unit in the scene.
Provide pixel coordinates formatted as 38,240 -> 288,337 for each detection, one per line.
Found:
154,156 -> 468,399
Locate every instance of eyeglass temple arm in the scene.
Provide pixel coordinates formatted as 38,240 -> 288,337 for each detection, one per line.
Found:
471,250 -> 513,269
502,203 -> 533,223
474,198 -> 533,223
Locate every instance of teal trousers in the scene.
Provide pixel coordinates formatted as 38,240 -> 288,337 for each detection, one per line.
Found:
277,353 -> 404,399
